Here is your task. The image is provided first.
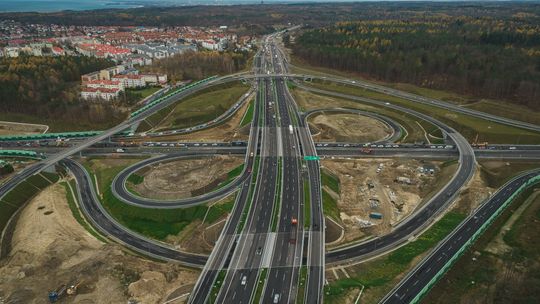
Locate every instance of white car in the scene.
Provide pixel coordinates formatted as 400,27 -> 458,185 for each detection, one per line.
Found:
273,293 -> 280,303
241,275 -> 247,286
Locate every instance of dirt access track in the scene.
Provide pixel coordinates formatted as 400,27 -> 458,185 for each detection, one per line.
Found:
322,158 -> 455,246
0,183 -> 198,304
308,112 -> 392,143
132,155 -> 244,200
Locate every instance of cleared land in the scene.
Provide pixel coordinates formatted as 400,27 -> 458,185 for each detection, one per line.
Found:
324,160 -> 540,303
137,82 -> 250,132
321,158 -> 454,248
129,155 -> 243,200
0,183 -> 199,304
291,88 -> 429,143
308,113 -> 392,143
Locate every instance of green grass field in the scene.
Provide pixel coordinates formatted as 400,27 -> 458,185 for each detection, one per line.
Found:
140,82 -> 250,132
240,100 -> 255,127
321,169 -> 340,194
82,158 -> 235,240
322,189 -> 340,223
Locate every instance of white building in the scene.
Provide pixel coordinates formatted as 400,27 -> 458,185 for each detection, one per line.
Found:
201,40 -> 219,51
112,74 -> 146,88
81,87 -> 121,101
86,79 -> 125,91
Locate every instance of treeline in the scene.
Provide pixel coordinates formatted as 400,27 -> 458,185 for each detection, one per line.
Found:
293,16 -> 540,109
0,55 -> 126,129
143,50 -> 250,83
4,2 -> 540,34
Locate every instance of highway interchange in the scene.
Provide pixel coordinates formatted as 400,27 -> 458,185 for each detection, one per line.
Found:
1,29 -> 540,304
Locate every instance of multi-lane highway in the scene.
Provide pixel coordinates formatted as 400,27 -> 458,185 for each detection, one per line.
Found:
380,169 -> 540,303
2,27 -> 540,304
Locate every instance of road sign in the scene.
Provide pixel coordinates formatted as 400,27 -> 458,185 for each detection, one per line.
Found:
304,156 -> 320,161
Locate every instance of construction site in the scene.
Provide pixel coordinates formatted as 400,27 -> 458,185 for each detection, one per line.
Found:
128,155 -> 244,200
322,158 -> 456,247
0,183 -> 199,304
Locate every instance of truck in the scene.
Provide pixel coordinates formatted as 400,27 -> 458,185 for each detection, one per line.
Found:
289,124 -> 293,135
369,212 -> 383,220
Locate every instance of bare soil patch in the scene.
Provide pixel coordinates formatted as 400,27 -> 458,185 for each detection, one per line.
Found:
132,155 -> 243,200
322,158 -> 447,246
0,183 -> 199,304
308,113 -> 391,143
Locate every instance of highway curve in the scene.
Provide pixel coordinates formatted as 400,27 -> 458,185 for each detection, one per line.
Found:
111,150 -> 252,208
293,84 -> 477,264
303,107 -> 403,143
62,159 -> 208,267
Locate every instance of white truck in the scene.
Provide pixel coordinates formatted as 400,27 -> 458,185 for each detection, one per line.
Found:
289,124 -> 293,135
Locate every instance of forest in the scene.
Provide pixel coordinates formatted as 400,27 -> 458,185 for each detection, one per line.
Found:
292,15 -> 540,109
3,2 -> 540,35
0,55 -> 126,130
143,50 -> 250,83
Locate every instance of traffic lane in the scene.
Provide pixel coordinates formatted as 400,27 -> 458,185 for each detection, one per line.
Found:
63,159 -> 207,266
383,171 -> 538,303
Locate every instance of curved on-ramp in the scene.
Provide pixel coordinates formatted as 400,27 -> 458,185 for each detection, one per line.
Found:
303,107 -> 403,144
63,159 -> 208,267
294,84 -> 477,265
111,151 -> 250,209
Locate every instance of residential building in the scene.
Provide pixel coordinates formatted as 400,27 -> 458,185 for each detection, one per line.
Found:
81,87 -> 121,101
112,74 -> 146,88
86,79 -> 124,91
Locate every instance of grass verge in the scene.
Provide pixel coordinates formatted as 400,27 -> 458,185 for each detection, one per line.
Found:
82,158 -> 235,241
253,268 -> 269,304
324,211 -> 466,303
62,181 -> 107,242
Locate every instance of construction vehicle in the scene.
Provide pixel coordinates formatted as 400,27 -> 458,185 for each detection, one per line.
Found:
369,212 -> 383,220
472,133 -> 488,149
48,284 -> 67,303
48,281 -> 82,302
66,281 -> 82,295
